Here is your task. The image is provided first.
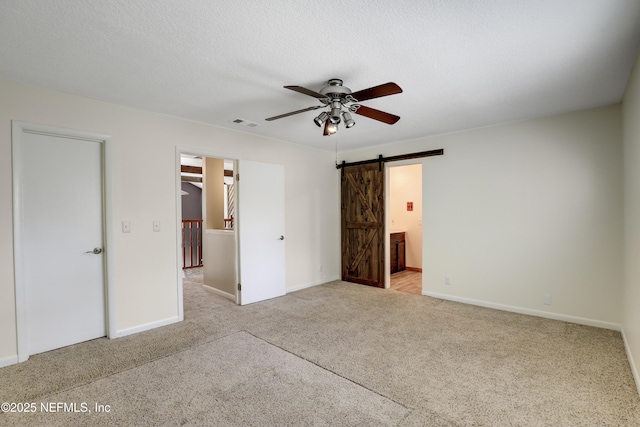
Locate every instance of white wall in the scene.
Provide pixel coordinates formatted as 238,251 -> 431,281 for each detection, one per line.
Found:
389,164 -> 422,269
203,230 -> 236,298
343,105 -> 623,328
203,157 -> 224,230
622,52 -> 640,392
0,79 -> 340,364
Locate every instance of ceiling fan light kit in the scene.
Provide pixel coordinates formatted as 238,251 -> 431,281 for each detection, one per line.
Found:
314,111 -> 329,127
342,111 -> 355,128
324,119 -> 338,135
266,79 -> 402,136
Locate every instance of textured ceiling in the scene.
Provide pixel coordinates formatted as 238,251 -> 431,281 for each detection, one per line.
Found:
1,1 -> 640,152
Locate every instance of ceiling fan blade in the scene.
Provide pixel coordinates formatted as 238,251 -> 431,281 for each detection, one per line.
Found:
350,82 -> 403,102
284,85 -> 329,99
353,105 -> 400,125
265,105 -> 323,121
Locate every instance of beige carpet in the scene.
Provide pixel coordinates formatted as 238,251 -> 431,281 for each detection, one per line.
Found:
1,274 -> 639,426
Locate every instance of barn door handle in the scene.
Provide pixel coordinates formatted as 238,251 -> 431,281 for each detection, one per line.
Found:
278,235 -> 284,240
85,248 -> 103,254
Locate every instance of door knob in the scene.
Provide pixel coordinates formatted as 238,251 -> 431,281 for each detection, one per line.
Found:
85,248 -> 103,254
278,235 -> 285,240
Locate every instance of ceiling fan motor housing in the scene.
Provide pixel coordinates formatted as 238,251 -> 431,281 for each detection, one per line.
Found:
320,80 -> 353,124
319,79 -> 352,98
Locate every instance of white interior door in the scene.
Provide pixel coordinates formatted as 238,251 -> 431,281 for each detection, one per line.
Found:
237,160 -> 286,305
19,130 -> 106,355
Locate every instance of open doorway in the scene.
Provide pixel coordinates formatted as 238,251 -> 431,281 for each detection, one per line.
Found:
340,149 -> 440,293
180,154 -> 204,272
386,162 -> 423,294
177,150 -> 287,310
179,153 -> 236,302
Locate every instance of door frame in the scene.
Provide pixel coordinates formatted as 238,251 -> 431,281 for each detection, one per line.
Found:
11,121 -> 115,362
384,158 -> 424,290
175,147 -> 239,313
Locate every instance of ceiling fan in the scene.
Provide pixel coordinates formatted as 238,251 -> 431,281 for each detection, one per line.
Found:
265,79 -> 402,136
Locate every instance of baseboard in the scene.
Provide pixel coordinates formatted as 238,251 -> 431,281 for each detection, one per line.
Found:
621,327 -> 640,397
0,354 -> 18,368
203,284 -> 235,301
406,267 -> 422,272
287,275 -> 341,293
114,315 -> 181,338
423,291 -> 621,331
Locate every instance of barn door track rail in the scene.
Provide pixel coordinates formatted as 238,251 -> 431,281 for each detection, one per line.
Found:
336,149 -> 444,174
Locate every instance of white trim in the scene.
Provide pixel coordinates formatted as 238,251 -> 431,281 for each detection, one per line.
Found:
235,158 -> 242,305
113,316 -> 181,338
103,139 -> 117,337
384,165 -> 391,289
423,291 -> 621,331
287,276 -> 341,293
175,148 -> 185,321
11,122 -> 27,362
622,327 -> 640,397
202,285 -> 235,301
0,355 -> 19,368
11,121 -> 114,363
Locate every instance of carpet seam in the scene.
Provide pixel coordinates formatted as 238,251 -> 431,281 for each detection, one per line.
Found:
242,330 -> 414,413
18,329 -> 248,402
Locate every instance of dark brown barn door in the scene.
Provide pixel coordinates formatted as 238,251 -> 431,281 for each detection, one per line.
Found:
341,163 -> 385,287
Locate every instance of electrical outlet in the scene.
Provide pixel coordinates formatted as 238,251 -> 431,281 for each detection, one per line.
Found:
122,221 -> 131,233
544,294 -> 552,305
445,275 -> 452,285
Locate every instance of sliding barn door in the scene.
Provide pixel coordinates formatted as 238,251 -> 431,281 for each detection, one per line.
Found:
341,163 -> 385,287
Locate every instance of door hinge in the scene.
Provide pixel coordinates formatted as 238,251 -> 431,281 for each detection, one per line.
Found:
236,173 -> 240,181
237,283 -> 241,291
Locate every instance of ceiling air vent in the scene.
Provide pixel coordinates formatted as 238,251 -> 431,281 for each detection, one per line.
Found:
232,118 -> 258,127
